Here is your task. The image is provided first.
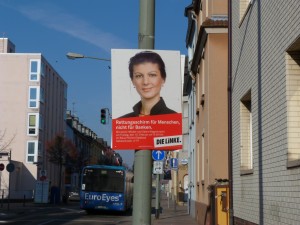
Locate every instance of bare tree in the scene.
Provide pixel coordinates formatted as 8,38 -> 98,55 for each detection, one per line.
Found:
0,129 -> 15,152
46,134 -> 78,196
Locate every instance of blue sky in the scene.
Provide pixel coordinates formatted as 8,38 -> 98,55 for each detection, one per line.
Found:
0,0 -> 190,166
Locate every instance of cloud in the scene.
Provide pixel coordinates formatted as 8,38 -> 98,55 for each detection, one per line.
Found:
9,2 -> 132,53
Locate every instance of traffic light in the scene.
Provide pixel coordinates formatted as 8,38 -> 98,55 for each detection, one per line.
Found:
100,108 -> 107,124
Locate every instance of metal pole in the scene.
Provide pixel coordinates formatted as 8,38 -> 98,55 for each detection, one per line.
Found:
132,0 -> 155,224
167,191 -> 170,208
155,174 -> 160,219
227,0 -> 234,224
7,150 -> 11,210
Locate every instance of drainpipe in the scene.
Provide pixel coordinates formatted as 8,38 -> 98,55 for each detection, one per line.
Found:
228,0 -> 234,225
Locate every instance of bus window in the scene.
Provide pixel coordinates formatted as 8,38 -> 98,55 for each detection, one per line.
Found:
82,168 -> 125,193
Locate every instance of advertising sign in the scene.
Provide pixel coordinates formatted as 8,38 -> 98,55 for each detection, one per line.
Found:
111,49 -> 182,150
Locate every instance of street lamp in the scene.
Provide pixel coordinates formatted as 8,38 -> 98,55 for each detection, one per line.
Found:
66,52 -> 111,62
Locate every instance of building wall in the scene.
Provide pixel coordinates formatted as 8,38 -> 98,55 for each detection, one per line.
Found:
65,112 -> 109,191
188,85 -> 197,218
42,57 -> 67,188
178,70 -> 190,205
231,1 -> 300,224
0,39 -> 67,198
185,1 -> 229,224
195,31 -> 228,225
0,38 -> 15,53
204,33 -> 228,186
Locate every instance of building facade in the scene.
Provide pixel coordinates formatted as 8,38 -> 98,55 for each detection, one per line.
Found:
168,56 -> 190,205
0,38 -> 67,198
231,0 -> 300,224
65,110 -> 112,192
185,1 -> 229,224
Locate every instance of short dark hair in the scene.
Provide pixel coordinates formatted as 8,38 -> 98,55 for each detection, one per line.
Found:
128,51 -> 166,80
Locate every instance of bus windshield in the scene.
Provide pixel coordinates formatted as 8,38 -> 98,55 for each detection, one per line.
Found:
82,168 -> 125,193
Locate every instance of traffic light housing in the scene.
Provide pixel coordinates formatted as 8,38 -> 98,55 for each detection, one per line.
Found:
100,108 -> 107,124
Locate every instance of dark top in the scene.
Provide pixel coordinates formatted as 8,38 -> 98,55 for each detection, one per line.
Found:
119,97 -> 176,118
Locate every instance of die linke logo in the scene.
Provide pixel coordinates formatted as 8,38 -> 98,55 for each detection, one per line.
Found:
154,135 -> 182,148
84,193 -> 121,202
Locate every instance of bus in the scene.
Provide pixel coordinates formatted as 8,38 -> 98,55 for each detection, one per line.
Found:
80,165 -> 133,212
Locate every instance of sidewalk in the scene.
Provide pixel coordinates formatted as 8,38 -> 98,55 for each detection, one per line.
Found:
0,201 -> 51,219
151,193 -> 198,225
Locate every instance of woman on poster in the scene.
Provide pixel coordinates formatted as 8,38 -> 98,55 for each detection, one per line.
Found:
120,51 -> 176,118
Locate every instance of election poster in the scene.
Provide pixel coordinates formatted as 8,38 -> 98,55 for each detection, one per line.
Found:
111,49 -> 182,150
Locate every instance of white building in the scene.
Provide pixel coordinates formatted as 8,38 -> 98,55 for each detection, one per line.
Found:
0,38 -> 67,199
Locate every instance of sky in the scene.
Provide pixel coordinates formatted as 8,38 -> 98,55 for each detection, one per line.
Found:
0,0 -> 190,167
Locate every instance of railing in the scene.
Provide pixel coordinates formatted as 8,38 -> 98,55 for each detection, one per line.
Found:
0,189 -> 34,200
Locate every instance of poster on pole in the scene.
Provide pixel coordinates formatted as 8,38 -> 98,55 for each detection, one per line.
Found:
111,49 -> 182,150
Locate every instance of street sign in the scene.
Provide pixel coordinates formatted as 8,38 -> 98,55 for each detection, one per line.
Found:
6,163 -> 15,172
152,150 -> 165,161
0,163 -> 4,171
170,158 -> 178,170
153,161 -> 164,174
181,159 -> 188,165
40,170 -> 47,180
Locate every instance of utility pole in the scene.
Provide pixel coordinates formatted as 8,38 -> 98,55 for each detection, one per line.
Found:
132,0 -> 155,224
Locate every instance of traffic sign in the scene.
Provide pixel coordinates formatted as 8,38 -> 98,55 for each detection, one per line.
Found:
181,159 -> 188,165
152,150 -> 165,161
153,161 -> 164,174
170,158 -> 178,170
0,163 -> 4,171
6,163 -> 15,172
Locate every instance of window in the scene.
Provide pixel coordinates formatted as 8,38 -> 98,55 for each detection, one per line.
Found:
240,91 -> 253,173
29,59 -> 40,81
197,76 -> 201,108
197,138 -> 201,185
200,60 -> 205,107
286,38 -> 300,167
28,86 -> 40,108
27,141 -> 38,163
28,113 -> 39,136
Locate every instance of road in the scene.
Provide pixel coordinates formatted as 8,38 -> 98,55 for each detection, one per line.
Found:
0,202 -> 133,225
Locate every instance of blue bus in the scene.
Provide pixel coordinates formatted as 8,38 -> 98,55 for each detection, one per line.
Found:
80,165 -> 133,212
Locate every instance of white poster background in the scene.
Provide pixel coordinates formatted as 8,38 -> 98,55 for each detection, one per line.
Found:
111,49 -> 182,119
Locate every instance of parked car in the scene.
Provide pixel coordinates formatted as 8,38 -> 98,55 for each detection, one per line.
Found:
68,191 -> 80,201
